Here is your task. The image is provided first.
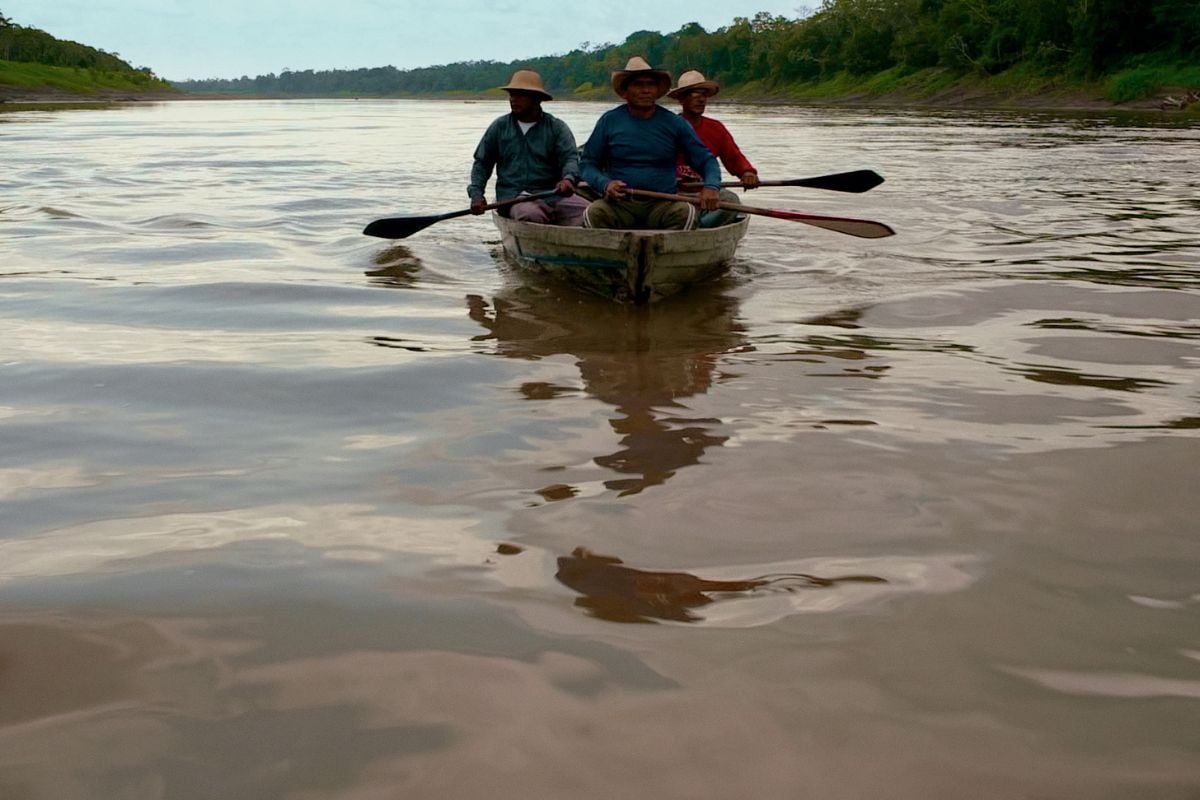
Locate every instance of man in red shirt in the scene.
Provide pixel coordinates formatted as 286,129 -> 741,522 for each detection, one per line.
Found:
669,70 -> 759,227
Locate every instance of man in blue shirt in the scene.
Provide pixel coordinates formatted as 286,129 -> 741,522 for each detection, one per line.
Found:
581,57 -> 721,230
469,70 -> 588,225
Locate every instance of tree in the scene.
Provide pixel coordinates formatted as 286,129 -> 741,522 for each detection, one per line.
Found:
168,2 -> 1191,97
1155,0 -> 1200,56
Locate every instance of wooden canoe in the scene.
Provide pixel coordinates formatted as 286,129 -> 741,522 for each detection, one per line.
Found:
492,213 -> 749,304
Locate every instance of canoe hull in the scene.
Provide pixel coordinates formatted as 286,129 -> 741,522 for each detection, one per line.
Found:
493,214 -> 749,304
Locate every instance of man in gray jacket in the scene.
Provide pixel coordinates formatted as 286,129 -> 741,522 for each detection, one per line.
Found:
468,70 -> 588,225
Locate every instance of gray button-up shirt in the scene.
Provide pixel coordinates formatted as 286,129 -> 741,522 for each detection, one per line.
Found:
468,111 -> 581,202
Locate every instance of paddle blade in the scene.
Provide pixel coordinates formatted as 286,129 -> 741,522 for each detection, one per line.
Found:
801,217 -> 895,238
362,193 -> 557,239
756,208 -> 895,238
789,169 -> 884,193
362,214 -> 444,239
683,170 -> 886,193
624,188 -> 895,239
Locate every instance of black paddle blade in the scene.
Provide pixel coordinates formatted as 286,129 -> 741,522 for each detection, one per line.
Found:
792,170 -> 884,193
684,170 -> 886,194
362,215 -> 444,239
363,192 -> 560,238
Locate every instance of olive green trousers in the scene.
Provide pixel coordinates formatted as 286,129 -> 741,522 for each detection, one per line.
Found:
583,197 -> 697,230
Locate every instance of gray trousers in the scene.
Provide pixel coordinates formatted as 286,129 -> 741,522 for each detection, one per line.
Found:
507,193 -> 590,226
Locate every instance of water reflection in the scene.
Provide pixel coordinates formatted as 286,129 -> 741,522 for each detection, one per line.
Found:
554,547 -> 886,624
1010,364 -> 1173,392
364,243 -> 423,288
1028,317 -> 1200,340
466,282 -> 748,497
1011,266 -> 1200,290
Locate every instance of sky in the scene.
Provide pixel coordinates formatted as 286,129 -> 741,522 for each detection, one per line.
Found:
4,1 -> 806,82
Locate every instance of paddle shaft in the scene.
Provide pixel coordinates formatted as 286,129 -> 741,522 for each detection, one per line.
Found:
627,189 -> 895,239
456,189 -> 562,221
363,189 -> 560,239
679,169 -> 884,194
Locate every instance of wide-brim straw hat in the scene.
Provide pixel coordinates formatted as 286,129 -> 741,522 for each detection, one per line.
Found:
611,56 -> 671,98
499,69 -> 552,101
667,70 -> 720,100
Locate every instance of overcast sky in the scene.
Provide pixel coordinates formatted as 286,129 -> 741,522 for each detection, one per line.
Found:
4,1 -> 806,82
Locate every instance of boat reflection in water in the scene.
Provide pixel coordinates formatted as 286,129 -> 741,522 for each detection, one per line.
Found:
466,278 -> 749,497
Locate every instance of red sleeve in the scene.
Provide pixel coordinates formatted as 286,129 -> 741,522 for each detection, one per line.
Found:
695,117 -> 756,178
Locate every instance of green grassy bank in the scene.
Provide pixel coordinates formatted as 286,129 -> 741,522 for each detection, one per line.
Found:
717,63 -> 1200,110
0,59 -> 176,98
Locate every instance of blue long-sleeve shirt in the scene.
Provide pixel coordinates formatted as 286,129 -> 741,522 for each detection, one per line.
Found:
469,111 -> 580,202
581,104 -> 721,195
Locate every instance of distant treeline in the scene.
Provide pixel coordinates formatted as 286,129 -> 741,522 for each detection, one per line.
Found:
0,10 -> 156,75
174,0 -> 1198,97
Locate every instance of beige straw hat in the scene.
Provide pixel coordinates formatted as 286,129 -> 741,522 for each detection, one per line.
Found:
499,70 -> 552,101
610,56 -> 671,98
667,70 -> 720,100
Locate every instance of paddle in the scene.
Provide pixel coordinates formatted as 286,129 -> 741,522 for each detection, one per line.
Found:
627,189 -> 896,239
679,169 -> 884,194
363,189 -> 560,239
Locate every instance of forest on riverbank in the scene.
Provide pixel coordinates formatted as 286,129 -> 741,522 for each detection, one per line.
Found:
172,0 -> 1199,106
0,10 -> 172,98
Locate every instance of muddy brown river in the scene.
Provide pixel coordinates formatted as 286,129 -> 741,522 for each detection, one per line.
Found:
1,98 -> 1198,798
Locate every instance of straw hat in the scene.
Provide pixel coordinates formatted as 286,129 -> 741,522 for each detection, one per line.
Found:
667,70 -> 720,100
499,70 -> 552,101
610,56 -> 671,98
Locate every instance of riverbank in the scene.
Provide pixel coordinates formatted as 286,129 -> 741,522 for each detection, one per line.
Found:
3,79 -> 1196,115
0,87 -> 182,113
0,58 -> 178,107
0,80 -> 188,113
742,85 -> 1182,112
725,66 -> 1200,113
